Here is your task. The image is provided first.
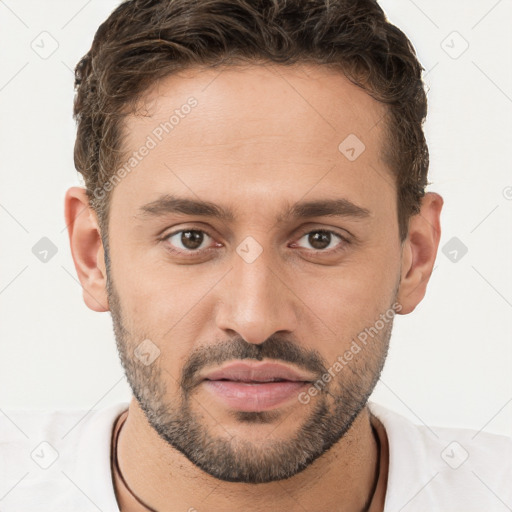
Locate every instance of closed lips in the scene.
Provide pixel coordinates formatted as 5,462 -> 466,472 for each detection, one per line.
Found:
201,362 -> 315,383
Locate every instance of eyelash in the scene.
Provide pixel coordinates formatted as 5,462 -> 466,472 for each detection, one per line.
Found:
160,227 -> 351,257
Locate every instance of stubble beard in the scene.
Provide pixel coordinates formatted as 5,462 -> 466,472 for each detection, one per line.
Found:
106,263 -> 394,483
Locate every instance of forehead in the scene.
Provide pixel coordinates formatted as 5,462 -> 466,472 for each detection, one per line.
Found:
125,63 -> 387,149
111,63 -> 394,223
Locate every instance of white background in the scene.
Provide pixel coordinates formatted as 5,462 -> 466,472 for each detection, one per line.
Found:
0,0 -> 511,438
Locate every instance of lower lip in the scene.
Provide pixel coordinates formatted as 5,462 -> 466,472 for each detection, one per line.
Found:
202,380 -> 309,412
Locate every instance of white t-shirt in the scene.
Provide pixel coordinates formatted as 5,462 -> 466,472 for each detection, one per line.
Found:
0,401 -> 510,511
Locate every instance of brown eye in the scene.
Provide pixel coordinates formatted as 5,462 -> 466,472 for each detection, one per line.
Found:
294,230 -> 347,252
165,230 -> 211,252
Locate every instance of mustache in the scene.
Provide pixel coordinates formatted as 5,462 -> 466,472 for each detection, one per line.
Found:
180,335 -> 328,394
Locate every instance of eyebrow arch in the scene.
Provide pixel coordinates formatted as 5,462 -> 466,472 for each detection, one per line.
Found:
278,197 -> 371,223
137,194 -> 236,222
136,194 -> 371,223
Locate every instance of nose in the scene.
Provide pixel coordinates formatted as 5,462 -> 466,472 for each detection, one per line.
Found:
215,243 -> 299,345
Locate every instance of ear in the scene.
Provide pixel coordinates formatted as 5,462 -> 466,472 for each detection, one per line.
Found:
396,192 -> 443,315
64,187 -> 109,312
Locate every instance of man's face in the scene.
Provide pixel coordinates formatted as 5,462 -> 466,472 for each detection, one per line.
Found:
106,64 -> 403,483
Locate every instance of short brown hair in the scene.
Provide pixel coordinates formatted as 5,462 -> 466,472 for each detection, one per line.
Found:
73,0 -> 429,243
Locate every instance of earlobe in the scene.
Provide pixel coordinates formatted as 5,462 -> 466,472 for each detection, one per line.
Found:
396,192 -> 443,315
64,187 -> 109,312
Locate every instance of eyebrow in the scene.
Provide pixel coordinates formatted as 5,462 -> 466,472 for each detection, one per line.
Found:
136,194 -> 371,223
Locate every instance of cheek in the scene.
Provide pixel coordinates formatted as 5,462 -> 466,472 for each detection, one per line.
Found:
110,257 -> 178,336
301,246 -> 399,340
113,258 -> 217,349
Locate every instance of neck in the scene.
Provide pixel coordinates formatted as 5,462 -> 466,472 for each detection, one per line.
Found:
115,397 -> 385,512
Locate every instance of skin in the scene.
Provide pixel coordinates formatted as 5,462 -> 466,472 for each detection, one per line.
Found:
65,63 -> 443,511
